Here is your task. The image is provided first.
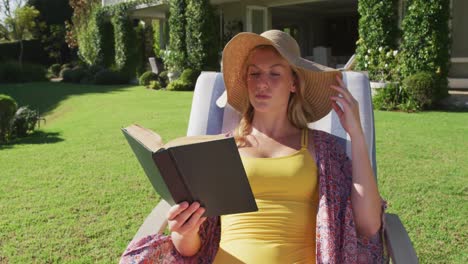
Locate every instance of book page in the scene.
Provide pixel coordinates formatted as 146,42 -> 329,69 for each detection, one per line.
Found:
164,134 -> 228,149
124,124 -> 164,152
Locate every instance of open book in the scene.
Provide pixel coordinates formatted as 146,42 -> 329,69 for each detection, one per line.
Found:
122,124 -> 258,217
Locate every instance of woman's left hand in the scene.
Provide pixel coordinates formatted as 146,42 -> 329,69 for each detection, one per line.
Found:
330,75 -> 364,138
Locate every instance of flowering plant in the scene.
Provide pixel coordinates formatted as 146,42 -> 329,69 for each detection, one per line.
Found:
363,46 -> 400,83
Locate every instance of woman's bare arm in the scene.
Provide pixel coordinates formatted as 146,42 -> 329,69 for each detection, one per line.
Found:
330,75 -> 383,237
168,202 -> 207,256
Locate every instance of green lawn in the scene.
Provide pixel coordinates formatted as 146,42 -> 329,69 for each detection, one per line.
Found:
0,82 -> 467,263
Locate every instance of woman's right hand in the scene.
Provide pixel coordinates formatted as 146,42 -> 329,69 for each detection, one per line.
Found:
168,202 -> 207,256
168,201 -> 207,237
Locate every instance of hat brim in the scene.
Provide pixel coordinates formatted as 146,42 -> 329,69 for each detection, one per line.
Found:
222,32 -> 341,123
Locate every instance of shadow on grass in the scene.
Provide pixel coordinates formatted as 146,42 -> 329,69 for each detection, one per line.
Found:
0,82 -> 135,116
0,131 -> 63,150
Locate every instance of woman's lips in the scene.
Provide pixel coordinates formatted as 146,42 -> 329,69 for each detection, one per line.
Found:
255,94 -> 271,99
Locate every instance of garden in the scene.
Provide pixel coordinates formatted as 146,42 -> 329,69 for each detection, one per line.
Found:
0,0 -> 466,263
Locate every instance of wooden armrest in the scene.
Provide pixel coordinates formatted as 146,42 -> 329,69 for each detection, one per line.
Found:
385,213 -> 418,264
132,200 -> 171,243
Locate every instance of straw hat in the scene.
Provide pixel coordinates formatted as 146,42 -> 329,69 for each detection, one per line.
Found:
221,29 -> 341,123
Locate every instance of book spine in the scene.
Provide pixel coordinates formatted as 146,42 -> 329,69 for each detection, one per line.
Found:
153,150 -> 193,204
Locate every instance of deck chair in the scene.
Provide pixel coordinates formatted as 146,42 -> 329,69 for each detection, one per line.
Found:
128,71 -> 418,263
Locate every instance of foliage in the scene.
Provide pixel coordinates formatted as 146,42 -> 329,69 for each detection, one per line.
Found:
139,71 -> 158,86
401,72 -> 436,111
152,19 -> 161,58
363,47 -> 400,82
73,2 -> 141,80
93,68 -> 127,85
60,67 -> 80,83
3,5 -> 41,41
109,4 -> 137,76
59,67 -> 72,79
185,0 -> 218,71
11,105 -> 43,137
0,94 -> 18,143
356,0 -> 399,81
166,79 -> 192,91
0,39 -> 50,65
372,82 -> 403,111
148,80 -> 161,90
158,70 -> 168,87
40,24 -> 66,63
27,0 -> 73,25
76,7 -> 105,66
0,61 -> 46,83
165,0 -> 187,72
400,0 -> 450,100
48,63 -> 61,77
4,5 -> 42,63
179,68 -> 200,86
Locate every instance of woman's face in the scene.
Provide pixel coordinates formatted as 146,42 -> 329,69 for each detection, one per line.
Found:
246,47 -> 297,114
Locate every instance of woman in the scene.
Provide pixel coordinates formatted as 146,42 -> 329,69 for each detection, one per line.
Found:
120,30 -> 386,263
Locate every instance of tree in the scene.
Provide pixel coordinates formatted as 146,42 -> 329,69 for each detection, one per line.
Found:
165,0 -> 187,72
185,0 -> 218,71
27,0 -> 73,63
4,5 -> 40,64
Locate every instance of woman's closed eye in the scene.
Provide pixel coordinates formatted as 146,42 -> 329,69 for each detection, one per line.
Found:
270,72 -> 280,77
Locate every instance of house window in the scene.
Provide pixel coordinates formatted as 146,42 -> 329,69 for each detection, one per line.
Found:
246,6 -> 268,34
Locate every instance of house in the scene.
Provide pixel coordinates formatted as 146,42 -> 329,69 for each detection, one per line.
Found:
102,0 -> 468,88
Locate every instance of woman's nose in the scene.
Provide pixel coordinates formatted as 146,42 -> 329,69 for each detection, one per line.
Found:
255,74 -> 269,89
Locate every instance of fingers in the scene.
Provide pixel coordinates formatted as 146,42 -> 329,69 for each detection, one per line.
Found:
331,100 -> 344,118
330,95 -> 351,113
178,208 -> 207,234
167,201 -> 189,221
331,75 -> 358,106
168,202 -> 206,234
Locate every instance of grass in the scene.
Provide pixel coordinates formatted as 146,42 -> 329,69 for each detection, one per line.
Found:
0,82 -> 467,263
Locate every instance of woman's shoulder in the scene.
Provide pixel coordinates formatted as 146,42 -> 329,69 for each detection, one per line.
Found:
308,128 -> 347,155
308,128 -> 336,143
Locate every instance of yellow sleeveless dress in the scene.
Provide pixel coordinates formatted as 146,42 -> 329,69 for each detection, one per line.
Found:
213,129 -> 319,264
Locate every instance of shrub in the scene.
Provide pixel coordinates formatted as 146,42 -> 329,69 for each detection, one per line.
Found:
167,79 -> 192,91
93,69 -> 127,85
179,68 -> 200,84
402,72 -> 436,111
61,63 -> 73,69
158,70 -> 168,87
64,66 -> 87,83
11,106 -> 42,137
0,94 -> 18,143
0,39 -> 51,65
148,80 -> 161,90
21,64 -> 47,82
0,62 -> 46,83
0,62 -> 23,83
372,82 -> 402,111
60,68 -> 73,81
139,71 -> 159,86
49,63 -> 62,77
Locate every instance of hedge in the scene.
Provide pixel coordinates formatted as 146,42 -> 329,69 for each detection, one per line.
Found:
355,0 -> 399,81
400,0 -> 450,100
0,40 -> 51,65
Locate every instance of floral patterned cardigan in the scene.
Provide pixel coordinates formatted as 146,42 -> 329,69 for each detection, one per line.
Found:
120,130 -> 387,264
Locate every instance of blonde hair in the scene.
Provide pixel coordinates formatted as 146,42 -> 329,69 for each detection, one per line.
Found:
234,45 -> 314,147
